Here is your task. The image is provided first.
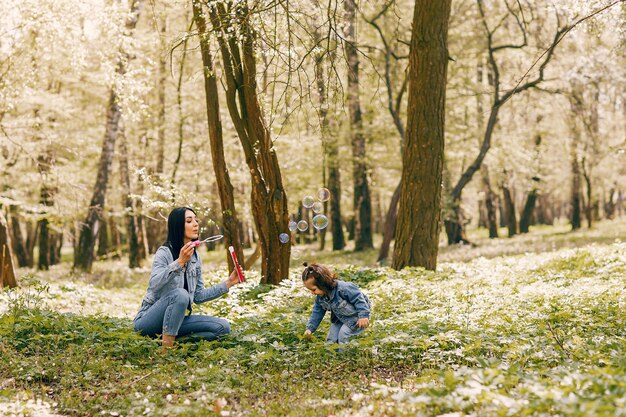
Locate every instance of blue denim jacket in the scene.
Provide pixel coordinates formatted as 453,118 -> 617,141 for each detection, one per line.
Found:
134,245 -> 229,321
306,280 -> 371,332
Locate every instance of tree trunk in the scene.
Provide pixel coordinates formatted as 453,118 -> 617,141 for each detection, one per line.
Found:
74,0 -> 143,272
0,211 -> 17,290
110,218 -> 121,260
519,188 -> 538,233
481,165 -> 498,238
605,187 -> 617,219
392,1 -> 451,271
0,212 -> 18,289
97,215 -> 109,258
171,11 -> 190,186
582,163 -> 592,228
571,150 -> 582,231
9,206 -> 29,268
444,205 -> 470,245
134,138 -> 149,260
344,0 -> 373,252
25,221 -> 37,267
155,14 -> 166,177
367,7 -> 408,263
50,231 -> 62,266
192,0 -> 244,271
313,28 -> 341,252
37,148 -> 55,271
535,194 -> 554,225
205,0 -> 290,284
377,182 -> 401,264
119,124 -> 142,268
502,186 -> 517,237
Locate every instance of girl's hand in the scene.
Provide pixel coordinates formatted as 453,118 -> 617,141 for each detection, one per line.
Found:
177,242 -> 195,267
303,329 -> 312,340
356,318 -> 370,329
225,268 -> 240,288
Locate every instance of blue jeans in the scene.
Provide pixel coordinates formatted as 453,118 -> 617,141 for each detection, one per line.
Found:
134,288 -> 230,340
326,321 -> 364,344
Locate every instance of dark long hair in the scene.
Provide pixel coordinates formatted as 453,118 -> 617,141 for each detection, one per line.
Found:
164,207 -> 196,260
301,262 -> 337,295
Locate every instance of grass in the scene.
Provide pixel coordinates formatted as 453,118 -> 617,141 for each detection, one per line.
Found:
0,219 -> 625,416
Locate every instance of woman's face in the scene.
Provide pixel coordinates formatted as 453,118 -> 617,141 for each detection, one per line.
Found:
184,210 -> 199,242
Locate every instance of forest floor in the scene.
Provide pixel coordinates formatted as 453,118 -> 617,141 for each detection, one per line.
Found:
0,219 -> 625,416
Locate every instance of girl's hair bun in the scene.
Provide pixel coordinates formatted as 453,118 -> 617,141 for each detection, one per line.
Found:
302,262 -> 308,267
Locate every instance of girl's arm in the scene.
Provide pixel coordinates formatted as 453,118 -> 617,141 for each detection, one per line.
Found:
343,282 -> 371,319
305,298 -> 326,333
148,247 -> 183,293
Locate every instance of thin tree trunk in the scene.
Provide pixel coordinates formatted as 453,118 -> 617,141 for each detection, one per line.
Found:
119,124 -> 142,268
156,14 -> 166,177
192,0 -> 244,270
313,28 -> 335,252
482,165 -> 498,238
25,221 -> 37,267
135,135 -> 149,259
9,206 -> 29,268
50,231 -> 62,265
37,149 -> 55,271
328,143 -> 345,250
344,0 -> 373,252
365,5 -> 407,263
1,212 -> 18,289
171,12 -> 190,186
97,215 -> 109,258
377,182 -> 400,263
110,220 -> 121,260
519,189 -> 538,233
502,186 -> 517,237
74,0 -> 143,272
571,160 -> 582,230
582,160 -> 592,228
392,1 -> 451,271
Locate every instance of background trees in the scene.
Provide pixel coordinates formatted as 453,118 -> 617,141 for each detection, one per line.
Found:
0,0 -> 623,281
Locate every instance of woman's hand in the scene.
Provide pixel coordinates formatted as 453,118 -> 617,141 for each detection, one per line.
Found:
177,242 -> 195,268
356,318 -> 370,329
225,268 -> 240,288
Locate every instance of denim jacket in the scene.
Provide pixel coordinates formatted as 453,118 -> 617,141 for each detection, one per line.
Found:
306,280 -> 371,333
134,245 -> 229,321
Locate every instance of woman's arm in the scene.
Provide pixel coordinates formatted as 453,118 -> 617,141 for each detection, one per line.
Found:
148,247 -> 183,293
192,256 -> 230,304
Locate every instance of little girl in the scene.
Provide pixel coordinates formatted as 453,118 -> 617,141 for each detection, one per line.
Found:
302,262 -> 371,344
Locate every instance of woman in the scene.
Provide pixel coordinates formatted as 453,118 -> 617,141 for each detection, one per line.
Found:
134,207 -> 240,348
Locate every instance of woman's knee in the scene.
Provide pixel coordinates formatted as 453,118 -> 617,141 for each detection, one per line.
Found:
168,288 -> 191,306
218,319 -> 231,336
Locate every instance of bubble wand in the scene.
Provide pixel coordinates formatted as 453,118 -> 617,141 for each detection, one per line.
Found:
228,246 -> 245,283
193,234 -> 224,246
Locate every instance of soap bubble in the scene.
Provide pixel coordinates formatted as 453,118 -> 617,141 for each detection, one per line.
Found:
312,202 -> 323,214
318,188 -> 330,202
297,220 -> 308,232
279,233 -> 290,244
312,214 -> 329,230
302,196 -> 315,208
291,248 -> 302,260
288,221 -> 297,231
